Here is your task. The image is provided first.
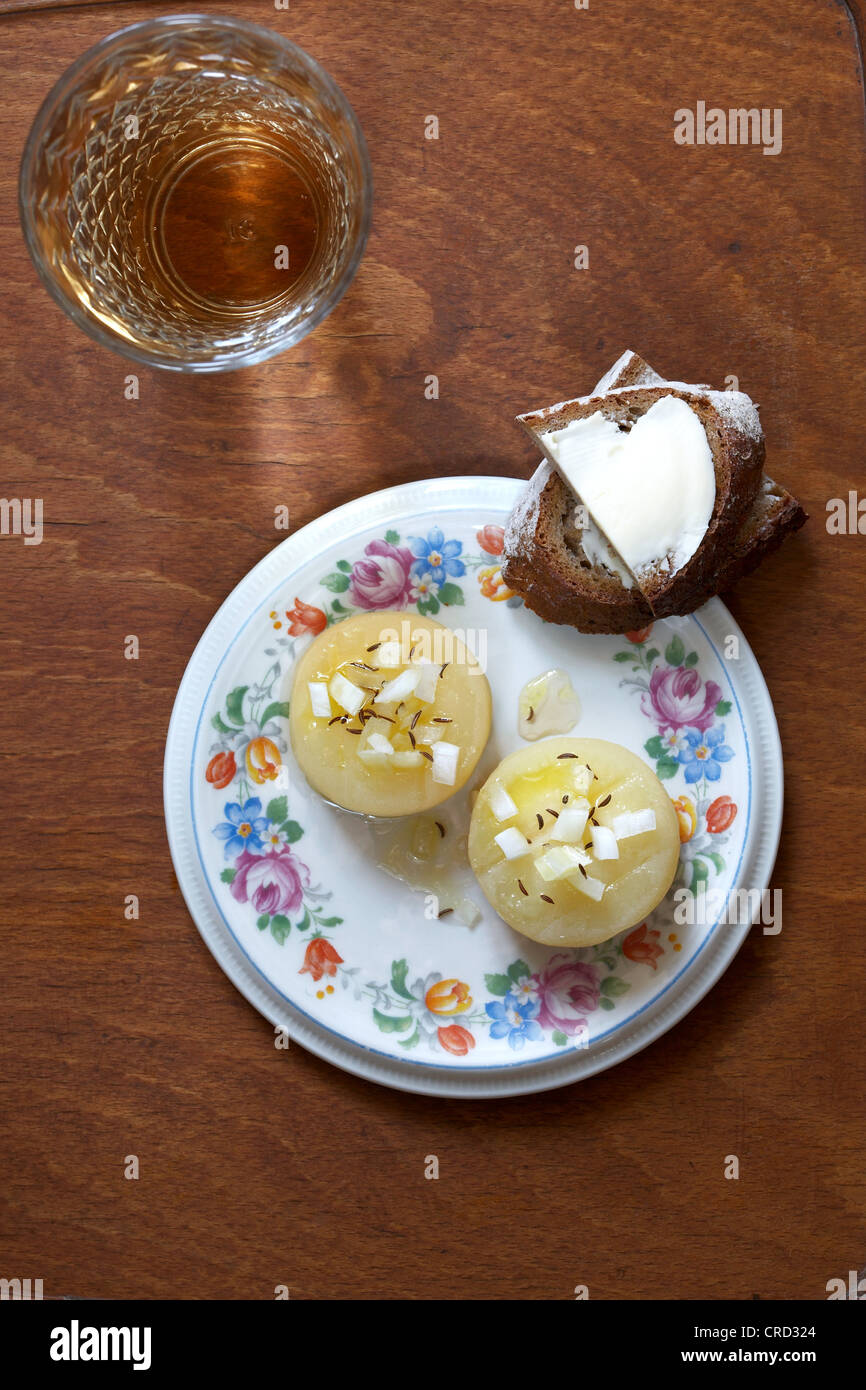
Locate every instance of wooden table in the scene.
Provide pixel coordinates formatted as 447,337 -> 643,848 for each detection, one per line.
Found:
2,0 -> 864,1301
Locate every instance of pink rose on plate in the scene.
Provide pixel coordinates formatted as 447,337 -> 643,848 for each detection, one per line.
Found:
535,955 -> 601,1036
349,540 -> 414,610
642,665 -> 722,734
230,847 -> 309,917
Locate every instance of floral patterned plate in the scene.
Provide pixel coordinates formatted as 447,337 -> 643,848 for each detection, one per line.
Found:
164,477 -> 783,1097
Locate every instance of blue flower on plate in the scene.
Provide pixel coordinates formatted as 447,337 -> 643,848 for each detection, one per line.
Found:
486,990 -> 544,1051
678,725 -> 734,783
213,797 -> 268,858
407,527 -> 465,588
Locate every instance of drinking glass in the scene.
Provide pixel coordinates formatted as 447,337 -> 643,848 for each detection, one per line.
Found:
19,15 -> 372,372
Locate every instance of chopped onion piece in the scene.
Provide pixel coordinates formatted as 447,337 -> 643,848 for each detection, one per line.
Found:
413,660 -> 439,703
612,809 -> 656,839
591,825 -> 619,860
534,844 -> 590,881
377,640 -> 401,668
329,671 -> 365,716
572,871 -> 605,901
393,750 -> 424,768
551,798 -> 590,842
367,732 -> 393,754
375,668 -> 421,704
357,715 -> 391,753
456,898 -> 482,928
431,740 -> 460,785
417,725 -> 444,745
358,749 -> 392,766
494,827 -> 530,860
572,764 -> 593,796
489,785 -> 518,822
307,681 -> 331,718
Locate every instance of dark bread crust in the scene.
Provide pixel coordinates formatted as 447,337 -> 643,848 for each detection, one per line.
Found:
592,348 -> 664,393
502,463 -> 653,634
716,477 -> 808,591
518,384 -> 765,617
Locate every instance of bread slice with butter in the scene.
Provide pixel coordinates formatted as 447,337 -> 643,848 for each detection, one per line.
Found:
518,375 -> 765,617
502,353 -> 805,633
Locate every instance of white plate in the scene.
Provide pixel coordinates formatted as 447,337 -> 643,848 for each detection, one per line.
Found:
164,477 -> 783,1097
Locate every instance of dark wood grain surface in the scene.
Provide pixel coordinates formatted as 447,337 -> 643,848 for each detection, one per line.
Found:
2,0 -> 864,1301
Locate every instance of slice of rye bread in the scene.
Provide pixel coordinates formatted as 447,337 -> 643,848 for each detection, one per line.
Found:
501,352 -> 660,633
516,377 -> 766,617
502,353 -> 806,633
713,473 -> 807,590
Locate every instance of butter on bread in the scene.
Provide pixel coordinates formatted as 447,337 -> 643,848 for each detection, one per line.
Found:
517,371 -> 765,617
501,353 -> 806,633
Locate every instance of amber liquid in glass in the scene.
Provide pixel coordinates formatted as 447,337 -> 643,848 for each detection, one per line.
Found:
156,135 -> 320,311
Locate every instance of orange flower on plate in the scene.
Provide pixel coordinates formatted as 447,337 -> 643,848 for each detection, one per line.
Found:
246,736 -> 282,785
286,597 -> 327,636
300,937 -> 344,983
438,1024 -> 475,1055
622,923 -> 664,970
206,750 -> 236,789
626,625 -> 654,644
477,524 -> 505,556
706,795 -> 737,834
478,565 -> 514,601
425,978 -> 472,1016
672,794 -> 697,843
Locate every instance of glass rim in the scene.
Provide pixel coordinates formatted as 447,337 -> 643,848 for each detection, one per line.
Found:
18,12 -> 373,374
